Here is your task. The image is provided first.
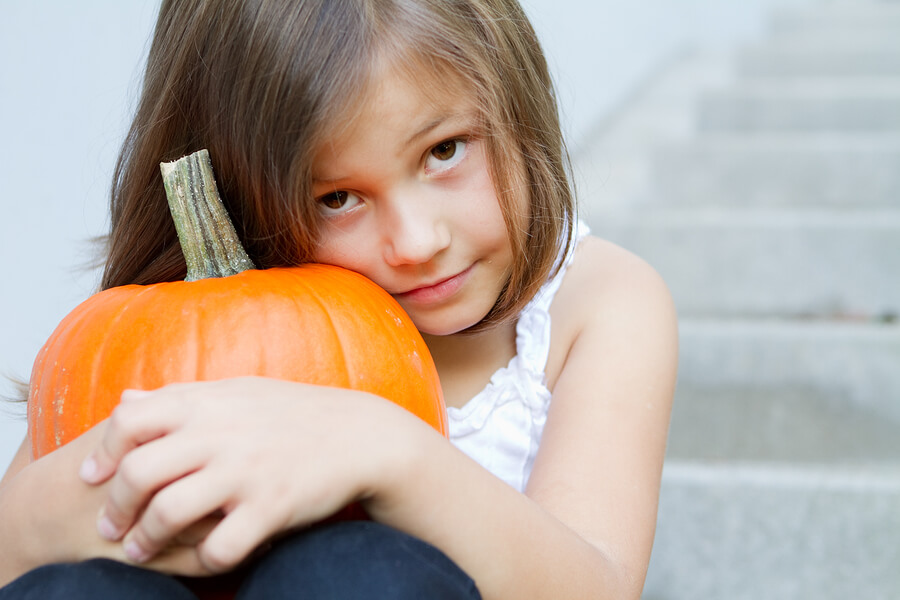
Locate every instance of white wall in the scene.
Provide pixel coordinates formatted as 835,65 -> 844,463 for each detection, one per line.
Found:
0,1 -> 161,470
0,0 -> 814,472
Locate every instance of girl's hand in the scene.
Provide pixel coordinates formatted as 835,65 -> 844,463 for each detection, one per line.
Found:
79,377 -> 419,575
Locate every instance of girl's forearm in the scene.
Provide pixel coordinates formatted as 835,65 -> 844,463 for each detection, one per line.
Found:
0,454 -> 43,586
0,429 -> 127,587
362,422 -> 630,600
0,451 -> 73,585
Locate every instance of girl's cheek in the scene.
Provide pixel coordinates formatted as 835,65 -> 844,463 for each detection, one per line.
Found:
312,236 -> 371,272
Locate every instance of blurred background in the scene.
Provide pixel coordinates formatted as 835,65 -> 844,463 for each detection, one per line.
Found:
1,1 -> 898,597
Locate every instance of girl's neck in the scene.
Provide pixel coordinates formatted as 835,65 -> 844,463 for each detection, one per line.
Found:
421,320 -> 517,409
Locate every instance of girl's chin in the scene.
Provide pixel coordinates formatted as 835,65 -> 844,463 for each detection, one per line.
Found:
414,322 -> 475,338
409,311 -> 488,338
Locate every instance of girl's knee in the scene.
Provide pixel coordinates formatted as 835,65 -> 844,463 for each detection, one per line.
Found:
238,521 -> 481,600
0,560 -> 196,600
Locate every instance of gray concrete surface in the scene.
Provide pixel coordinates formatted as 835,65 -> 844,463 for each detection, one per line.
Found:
574,1 -> 900,597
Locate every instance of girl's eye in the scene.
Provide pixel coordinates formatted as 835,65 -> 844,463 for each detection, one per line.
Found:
317,190 -> 360,216
425,139 -> 467,173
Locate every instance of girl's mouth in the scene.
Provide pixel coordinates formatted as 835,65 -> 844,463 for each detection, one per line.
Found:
395,265 -> 474,305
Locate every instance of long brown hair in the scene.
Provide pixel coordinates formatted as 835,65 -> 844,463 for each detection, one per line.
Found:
104,0 -> 575,331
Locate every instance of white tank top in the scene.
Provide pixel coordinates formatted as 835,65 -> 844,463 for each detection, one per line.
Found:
448,222 -> 588,492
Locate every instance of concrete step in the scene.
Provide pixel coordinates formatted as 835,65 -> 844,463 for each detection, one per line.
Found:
644,461 -> 900,600
624,5 -> 900,598
698,80 -> 900,132
770,4 -> 900,35
738,41 -> 900,78
647,133 -> 900,208
767,29 -> 900,49
647,381 -> 900,599
668,385 -> 900,464
677,319 -> 900,418
593,209 -> 900,318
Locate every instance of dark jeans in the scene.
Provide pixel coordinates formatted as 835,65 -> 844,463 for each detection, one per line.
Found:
0,521 -> 481,599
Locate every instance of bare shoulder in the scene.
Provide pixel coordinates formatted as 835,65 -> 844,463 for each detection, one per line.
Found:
563,235 -> 673,310
546,235 -> 678,388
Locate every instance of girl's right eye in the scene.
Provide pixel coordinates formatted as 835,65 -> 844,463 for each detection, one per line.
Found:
317,191 -> 360,216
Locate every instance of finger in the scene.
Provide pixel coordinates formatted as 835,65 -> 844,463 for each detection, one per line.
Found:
121,468 -> 232,563
196,501 -> 288,574
80,388 -> 185,485
173,513 -> 222,546
133,516 -> 224,577
98,431 -> 209,541
144,544 -> 213,577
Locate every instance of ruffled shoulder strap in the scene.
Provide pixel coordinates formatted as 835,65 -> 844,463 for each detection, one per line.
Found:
515,220 -> 590,372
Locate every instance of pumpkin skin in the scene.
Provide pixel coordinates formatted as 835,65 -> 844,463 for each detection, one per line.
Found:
27,263 -> 446,458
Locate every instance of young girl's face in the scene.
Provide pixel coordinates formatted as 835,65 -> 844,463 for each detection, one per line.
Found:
310,64 -> 516,336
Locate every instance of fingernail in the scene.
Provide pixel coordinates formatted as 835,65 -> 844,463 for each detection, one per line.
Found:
79,456 -> 98,482
97,512 -> 121,541
124,538 -> 150,563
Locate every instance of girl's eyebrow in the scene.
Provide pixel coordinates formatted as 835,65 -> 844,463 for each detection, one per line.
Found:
405,116 -> 447,147
405,112 -> 472,147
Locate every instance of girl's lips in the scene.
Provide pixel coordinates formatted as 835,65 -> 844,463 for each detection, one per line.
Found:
395,265 -> 473,305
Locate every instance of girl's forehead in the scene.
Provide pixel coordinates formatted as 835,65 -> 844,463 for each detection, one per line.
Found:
314,60 -> 481,157
373,52 -> 476,112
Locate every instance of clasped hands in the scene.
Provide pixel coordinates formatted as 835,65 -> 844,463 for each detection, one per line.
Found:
77,377 -> 417,576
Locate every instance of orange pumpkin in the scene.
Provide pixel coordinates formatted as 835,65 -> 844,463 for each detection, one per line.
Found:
27,148 -> 446,457
27,262 -> 446,457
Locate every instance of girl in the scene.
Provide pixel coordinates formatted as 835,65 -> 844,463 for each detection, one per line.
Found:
0,0 -> 677,598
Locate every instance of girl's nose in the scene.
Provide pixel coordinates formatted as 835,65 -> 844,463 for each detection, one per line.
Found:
382,195 -> 451,267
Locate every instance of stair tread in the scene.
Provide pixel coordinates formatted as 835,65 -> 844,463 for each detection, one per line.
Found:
668,386 -> 900,465
659,130 -> 900,146
746,39 -> 900,53
662,459 -> 900,489
703,79 -> 900,96
599,207 -> 900,226
771,5 -> 900,27
679,316 -> 900,334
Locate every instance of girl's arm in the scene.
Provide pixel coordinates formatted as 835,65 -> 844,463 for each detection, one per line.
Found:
0,425 -> 209,587
83,238 -> 676,598
0,426 -> 126,586
369,238 -> 677,599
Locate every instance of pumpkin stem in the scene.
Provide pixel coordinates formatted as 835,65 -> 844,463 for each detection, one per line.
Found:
160,149 -> 256,281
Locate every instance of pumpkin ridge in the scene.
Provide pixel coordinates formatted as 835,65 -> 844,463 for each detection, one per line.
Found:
84,286 -> 161,415
138,280 -> 201,386
189,288 -> 206,382
304,267 -> 421,403
27,290 -> 105,451
285,270 -> 353,388
29,287 -> 141,451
